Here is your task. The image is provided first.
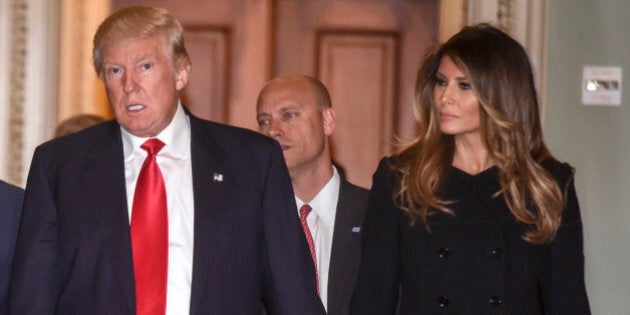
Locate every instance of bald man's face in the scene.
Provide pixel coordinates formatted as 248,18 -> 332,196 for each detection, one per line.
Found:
256,79 -> 335,175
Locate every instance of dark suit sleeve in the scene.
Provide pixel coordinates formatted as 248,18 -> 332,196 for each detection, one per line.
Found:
542,169 -> 591,314
0,181 -> 23,314
260,143 -> 325,315
350,158 -> 401,314
9,147 -> 60,314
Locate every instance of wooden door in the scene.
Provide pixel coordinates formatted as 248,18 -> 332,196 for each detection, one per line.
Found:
274,0 -> 438,187
113,0 -> 438,188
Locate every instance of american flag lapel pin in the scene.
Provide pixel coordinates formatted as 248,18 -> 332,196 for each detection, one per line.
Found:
213,172 -> 224,183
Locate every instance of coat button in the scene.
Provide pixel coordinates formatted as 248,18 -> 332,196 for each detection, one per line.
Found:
438,296 -> 450,307
437,247 -> 449,258
489,295 -> 503,306
491,248 -> 503,259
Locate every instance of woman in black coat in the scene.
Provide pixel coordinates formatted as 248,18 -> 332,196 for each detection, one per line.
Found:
350,24 -> 590,314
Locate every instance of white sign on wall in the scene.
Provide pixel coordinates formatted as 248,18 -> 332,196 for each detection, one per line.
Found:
582,66 -> 623,106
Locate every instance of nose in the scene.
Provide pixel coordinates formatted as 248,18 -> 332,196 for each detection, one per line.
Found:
122,72 -> 138,94
267,119 -> 283,138
437,83 -> 455,106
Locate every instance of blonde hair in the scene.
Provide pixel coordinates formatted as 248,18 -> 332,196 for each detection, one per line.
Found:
92,5 -> 191,77
394,24 -> 564,244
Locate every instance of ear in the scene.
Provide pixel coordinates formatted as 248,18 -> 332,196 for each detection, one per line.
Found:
322,107 -> 336,136
175,63 -> 191,92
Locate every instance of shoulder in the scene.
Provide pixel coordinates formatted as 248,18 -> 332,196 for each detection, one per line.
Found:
0,180 -> 23,221
189,114 -> 277,151
29,121 -> 120,176
375,156 -> 402,182
188,115 -> 283,173
541,157 -> 575,185
371,156 -> 397,174
340,178 -> 369,201
0,180 -> 23,200
340,177 -> 368,193
358,156 -> 402,200
37,120 -> 118,154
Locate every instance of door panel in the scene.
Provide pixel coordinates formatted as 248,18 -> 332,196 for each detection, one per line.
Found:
317,31 -> 398,187
183,27 -> 230,122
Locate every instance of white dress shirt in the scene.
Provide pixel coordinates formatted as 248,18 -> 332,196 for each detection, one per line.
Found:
295,166 -> 341,312
121,103 -> 194,314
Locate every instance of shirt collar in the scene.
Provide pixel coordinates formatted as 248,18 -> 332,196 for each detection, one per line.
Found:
121,102 -> 191,160
295,166 -> 341,227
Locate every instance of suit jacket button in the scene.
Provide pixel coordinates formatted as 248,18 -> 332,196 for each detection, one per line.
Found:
489,295 -> 503,306
437,247 -> 449,258
491,248 -> 503,259
438,296 -> 450,307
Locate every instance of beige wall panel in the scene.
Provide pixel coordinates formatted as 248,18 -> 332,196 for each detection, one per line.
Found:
183,28 -> 230,122
317,33 -> 397,188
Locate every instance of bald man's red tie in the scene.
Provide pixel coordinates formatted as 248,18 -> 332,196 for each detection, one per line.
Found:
299,204 -> 319,294
131,138 -> 168,315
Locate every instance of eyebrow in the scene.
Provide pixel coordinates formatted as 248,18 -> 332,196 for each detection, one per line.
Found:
133,53 -> 157,64
102,53 -> 157,67
257,104 -> 300,118
102,59 -> 120,67
436,71 -> 469,81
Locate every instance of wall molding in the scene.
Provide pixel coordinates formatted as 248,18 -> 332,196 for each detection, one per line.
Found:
6,0 -> 28,185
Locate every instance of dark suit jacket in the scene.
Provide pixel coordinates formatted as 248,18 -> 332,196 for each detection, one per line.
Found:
351,157 -> 590,314
9,112 -> 325,314
326,179 -> 368,315
0,180 -> 23,314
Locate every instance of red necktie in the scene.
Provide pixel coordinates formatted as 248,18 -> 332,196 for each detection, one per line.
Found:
299,204 -> 319,294
131,138 -> 168,315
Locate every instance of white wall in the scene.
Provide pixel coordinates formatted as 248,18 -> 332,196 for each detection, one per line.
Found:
546,1 -> 630,314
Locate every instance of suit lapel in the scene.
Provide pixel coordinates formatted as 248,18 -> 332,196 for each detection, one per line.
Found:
81,122 -> 135,312
187,115 -> 234,314
327,179 -> 365,313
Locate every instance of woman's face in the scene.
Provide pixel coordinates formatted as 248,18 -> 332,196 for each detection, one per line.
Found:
433,56 -> 481,140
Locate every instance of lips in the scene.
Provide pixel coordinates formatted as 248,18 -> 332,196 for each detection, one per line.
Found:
127,104 -> 146,111
439,112 -> 457,120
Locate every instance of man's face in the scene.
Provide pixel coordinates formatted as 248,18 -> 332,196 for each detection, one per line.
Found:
101,34 -> 189,137
256,79 -> 335,175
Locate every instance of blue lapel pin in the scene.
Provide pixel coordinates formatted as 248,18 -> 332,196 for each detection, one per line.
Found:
352,226 -> 361,233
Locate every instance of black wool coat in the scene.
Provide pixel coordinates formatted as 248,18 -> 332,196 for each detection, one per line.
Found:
351,157 -> 590,314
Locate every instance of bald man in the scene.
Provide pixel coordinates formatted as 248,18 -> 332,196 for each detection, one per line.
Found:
256,75 -> 368,315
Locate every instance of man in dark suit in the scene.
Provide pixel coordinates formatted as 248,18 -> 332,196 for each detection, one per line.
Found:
256,75 -> 369,315
0,180 -> 22,313
9,6 -> 324,315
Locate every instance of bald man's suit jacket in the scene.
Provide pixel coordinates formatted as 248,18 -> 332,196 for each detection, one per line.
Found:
0,180 -> 22,314
9,112 -> 325,315
326,179 -> 368,315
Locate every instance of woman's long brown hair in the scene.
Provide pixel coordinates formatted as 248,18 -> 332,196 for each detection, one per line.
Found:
393,24 -> 564,244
